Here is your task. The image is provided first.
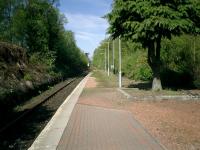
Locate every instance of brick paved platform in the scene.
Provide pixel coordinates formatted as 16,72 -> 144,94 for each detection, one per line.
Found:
30,75 -> 166,150
57,104 -> 165,150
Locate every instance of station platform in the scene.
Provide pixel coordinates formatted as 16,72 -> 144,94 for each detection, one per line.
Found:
29,73 -> 166,150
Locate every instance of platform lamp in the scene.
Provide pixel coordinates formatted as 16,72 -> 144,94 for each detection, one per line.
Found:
119,36 -> 122,88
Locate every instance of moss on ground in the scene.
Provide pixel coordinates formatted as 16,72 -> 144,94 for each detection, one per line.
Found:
92,69 -> 189,97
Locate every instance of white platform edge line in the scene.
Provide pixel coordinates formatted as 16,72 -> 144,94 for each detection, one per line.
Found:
29,73 -> 91,150
117,88 -> 132,99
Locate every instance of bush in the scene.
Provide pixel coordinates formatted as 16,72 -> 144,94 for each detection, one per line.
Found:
161,35 -> 200,88
161,69 -> 193,89
194,79 -> 200,88
93,35 -> 200,89
122,50 -> 152,81
23,73 -> 32,81
135,63 -> 152,81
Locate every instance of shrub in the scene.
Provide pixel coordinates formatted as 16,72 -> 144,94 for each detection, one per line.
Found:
23,73 -> 32,81
122,50 -> 152,81
161,35 -> 200,88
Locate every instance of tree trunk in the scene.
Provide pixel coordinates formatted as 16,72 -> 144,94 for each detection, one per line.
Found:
147,38 -> 162,91
152,68 -> 162,91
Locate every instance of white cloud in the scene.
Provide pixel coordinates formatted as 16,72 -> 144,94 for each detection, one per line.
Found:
77,0 -> 109,8
76,31 -> 104,40
64,12 -> 109,56
65,12 -> 108,32
76,31 -> 105,49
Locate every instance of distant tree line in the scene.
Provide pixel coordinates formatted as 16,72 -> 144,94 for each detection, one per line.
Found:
0,0 -> 88,77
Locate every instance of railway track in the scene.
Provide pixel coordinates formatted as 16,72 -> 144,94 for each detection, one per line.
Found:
0,77 -> 83,150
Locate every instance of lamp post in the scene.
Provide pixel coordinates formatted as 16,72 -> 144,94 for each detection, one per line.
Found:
104,48 -> 106,72
112,40 -> 115,73
105,34 -> 110,77
107,41 -> 110,76
100,39 -> 110,76
119,37 -> 122,88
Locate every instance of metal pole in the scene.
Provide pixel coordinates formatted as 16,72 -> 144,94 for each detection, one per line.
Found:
107,41 -> 110,76
105,48 -> 107,72
119,37 -> 122,88
112,40 -> 115,73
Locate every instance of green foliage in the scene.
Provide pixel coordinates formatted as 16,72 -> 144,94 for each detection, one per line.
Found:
29,52 -> 42,65
93,34 -> 200,88
93,38 -> 152,81
23,73 -> 32,81
0,0 -> 88,78
106,0 -> 200,90
107,0 -> 200,44
12,6 -> 26,45
93,48 -> 105,70
194,79 -> 200,88
161,35 -> 194,73
125,52 -> 152,81
25,0 -> 49,53
55,30 -> 88,76
161,35 -> 200,88
29,51 -> 55,70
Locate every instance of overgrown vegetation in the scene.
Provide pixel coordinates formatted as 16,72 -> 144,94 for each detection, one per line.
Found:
105,0 -> 200,91
0,0 -> 88,110
93,39 -> 153,82
93,34 -> 200,89
93,0 -> 200,90
0,0 -> 88,77
161,35 -> 200,89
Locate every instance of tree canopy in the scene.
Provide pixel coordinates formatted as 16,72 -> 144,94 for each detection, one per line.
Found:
107,0 -> 200,43
0,0 -> 88,77
106,0 -> 200,90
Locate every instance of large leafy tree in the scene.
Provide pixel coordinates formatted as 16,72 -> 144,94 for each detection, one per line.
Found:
0,0 -> 88,76
107,0 -> 200,90
25,0 -> 50,54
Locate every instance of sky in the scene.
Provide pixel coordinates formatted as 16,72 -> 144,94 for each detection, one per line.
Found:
59,0 -> 112,57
